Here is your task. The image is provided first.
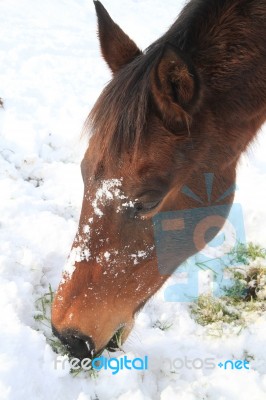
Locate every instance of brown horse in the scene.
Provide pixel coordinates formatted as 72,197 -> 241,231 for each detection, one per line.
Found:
51,0 -> 266,359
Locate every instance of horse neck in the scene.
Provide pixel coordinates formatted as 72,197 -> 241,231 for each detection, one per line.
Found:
161,0 -> 266,143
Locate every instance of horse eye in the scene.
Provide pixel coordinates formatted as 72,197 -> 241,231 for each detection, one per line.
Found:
134,199 -> 161,213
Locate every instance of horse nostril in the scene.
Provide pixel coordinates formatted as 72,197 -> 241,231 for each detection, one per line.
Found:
70,334 -> 95,357
52,326 -> 95,360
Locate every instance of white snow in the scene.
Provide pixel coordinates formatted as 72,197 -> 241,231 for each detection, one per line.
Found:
62,245 -> 91,284
131,250 -> 152,265
90,179 -> 124,217
104,252 -> 111,262
0,1 -> 266,400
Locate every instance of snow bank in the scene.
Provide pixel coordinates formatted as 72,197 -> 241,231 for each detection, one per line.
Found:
0,1 -> 265,399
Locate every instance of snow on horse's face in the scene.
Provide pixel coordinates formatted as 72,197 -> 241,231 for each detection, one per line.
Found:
51,0 -> 266,359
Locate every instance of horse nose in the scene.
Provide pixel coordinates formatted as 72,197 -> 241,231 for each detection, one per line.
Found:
52,325 -> 95,360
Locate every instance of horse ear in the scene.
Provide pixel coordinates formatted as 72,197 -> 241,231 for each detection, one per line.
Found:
151,45 -> 199,130
93,1 -> 142,73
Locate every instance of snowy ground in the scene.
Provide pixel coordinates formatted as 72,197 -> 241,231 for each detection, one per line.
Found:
0,1 -> 266,399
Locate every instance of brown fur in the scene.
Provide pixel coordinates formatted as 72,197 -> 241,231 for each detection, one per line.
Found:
52,0 -> 266,359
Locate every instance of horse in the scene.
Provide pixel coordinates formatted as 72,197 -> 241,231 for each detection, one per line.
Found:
51,0 -> 266,360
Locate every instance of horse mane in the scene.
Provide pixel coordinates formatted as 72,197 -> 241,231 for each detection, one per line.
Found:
86,49 -> 158,157
85,0 -> 264,157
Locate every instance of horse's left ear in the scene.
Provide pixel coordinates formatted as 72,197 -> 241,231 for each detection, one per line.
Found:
93,1 -> 142,73
151,45 -> 200,130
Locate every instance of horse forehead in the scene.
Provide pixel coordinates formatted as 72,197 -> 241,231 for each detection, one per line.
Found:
82,128 -> 174,187
82,153 -> 171,195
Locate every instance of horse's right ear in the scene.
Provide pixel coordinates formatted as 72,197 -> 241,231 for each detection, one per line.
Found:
93,1 -> 142,73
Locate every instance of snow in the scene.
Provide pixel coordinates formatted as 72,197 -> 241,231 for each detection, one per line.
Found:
131,250 -> 153,266
62,245 -> 91,284
90,179 -> 124,217
0,0 -> 266,399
